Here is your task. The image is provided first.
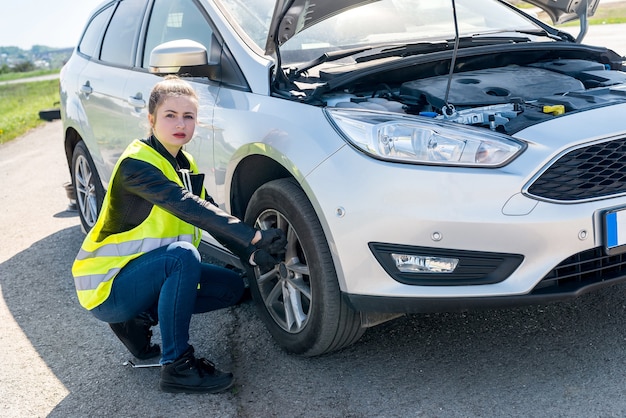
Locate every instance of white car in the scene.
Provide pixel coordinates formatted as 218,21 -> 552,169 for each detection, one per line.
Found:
60,0 -> 626,356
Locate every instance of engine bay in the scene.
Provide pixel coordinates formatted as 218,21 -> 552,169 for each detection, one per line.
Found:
320,57 -> 626,134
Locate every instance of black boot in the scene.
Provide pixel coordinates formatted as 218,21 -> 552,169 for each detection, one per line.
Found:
109,312 -> 160,360
160,346 -> 234,394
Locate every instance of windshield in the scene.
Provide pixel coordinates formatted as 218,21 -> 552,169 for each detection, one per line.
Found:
218,0 -> 541,65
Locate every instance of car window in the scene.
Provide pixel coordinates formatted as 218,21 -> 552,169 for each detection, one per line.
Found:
100,0 -> 147,66
77,3 -> 115,58
282,0 -> 539,64
142,0 -> 216,69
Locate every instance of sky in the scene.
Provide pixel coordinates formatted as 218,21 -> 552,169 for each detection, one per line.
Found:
2,1 -> 105,50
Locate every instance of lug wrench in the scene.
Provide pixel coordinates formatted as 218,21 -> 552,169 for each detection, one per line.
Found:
123,360 -> 160,368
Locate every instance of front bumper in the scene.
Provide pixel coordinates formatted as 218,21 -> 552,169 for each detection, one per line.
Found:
346,246 -> 626,313
304,104 -> 626,303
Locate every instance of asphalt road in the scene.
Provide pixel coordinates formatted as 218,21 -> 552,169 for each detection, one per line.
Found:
574,22 -> 626,55
0,73 -> 60,86
2,24 -> 626,415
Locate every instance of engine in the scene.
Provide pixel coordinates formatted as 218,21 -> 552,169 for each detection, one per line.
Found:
326,59 -> 626,133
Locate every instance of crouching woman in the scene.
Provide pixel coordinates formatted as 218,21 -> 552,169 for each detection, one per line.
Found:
71,75 -> 286,394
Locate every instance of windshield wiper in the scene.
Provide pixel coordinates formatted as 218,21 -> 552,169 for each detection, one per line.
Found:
512,28 -> 575,42
291,33 -> 541,78
354,36 -> 530,64
456,35 -> 532,45
291,42 -> 457,77
290,46 -> 374,78
355,42 -> 450,63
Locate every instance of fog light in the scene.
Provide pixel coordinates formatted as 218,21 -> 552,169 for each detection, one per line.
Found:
391,253 -> 459,273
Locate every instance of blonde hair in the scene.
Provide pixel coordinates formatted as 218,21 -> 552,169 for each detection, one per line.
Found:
148,75 -> 198,135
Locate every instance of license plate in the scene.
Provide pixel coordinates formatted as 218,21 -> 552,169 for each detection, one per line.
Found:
603,207 -> 626,255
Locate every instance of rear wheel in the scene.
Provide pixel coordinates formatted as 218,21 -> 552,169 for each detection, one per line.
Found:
245,178 -> 365,356
72,142 -> 104,232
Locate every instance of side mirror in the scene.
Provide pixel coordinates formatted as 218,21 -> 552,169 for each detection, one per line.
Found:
149,39 -> 218,77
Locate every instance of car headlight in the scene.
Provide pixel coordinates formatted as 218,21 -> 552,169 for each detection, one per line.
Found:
325,108 -> 525,167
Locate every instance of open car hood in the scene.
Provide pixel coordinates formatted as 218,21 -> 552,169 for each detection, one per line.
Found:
264,0 -> 601,55
264,0 -> 379,55
524,0 -> 600,25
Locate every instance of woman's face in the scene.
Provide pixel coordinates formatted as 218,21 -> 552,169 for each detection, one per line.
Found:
148,95 -> 197,157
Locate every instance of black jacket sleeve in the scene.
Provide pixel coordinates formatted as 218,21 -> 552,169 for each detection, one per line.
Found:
117,157 -> 257,259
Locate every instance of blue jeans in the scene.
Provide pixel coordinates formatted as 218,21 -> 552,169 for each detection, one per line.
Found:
90,241 -> 245,363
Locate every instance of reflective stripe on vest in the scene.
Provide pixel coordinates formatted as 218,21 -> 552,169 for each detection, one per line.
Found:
72,140 -> 202,310
73,234 -> 193,291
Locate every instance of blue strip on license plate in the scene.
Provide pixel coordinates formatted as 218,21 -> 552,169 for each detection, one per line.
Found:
605,209 -> 626,250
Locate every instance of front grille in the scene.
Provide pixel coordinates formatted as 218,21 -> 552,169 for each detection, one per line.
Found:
533,247 -> 626,294
527,137 -> 626,202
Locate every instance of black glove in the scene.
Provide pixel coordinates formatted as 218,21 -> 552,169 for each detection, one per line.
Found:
251,249 -> 278,273
255,228 -> 287,254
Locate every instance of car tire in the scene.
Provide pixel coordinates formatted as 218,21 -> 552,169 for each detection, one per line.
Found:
72,141 -> 104,232
245,178 -> 365,356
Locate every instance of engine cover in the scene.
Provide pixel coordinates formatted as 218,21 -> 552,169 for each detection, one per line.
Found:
400,65 -> 585,109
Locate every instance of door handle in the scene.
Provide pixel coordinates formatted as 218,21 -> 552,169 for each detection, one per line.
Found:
127,93 -> 146,108
80,81 -> 93,96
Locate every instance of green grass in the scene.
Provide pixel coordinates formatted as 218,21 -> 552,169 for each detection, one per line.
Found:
0,79 -> 60,144
506,0 -> 626,24
557,9 -> 626,27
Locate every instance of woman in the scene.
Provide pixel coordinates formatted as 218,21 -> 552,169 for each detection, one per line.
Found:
72,75 -> 286,394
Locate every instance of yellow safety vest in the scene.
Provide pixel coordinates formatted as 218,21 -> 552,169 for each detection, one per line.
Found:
72,140 -> 203,310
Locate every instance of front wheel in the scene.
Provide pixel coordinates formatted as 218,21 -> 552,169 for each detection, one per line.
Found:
72,141 -> 104,232
245,178 -> 364,356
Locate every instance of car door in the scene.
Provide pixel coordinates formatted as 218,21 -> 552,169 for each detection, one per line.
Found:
126,0 -> 224,200
77,0 -> 150,184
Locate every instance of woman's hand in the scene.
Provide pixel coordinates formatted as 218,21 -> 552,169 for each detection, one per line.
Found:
250,249 -> 278,272
253,228 -> 287,254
